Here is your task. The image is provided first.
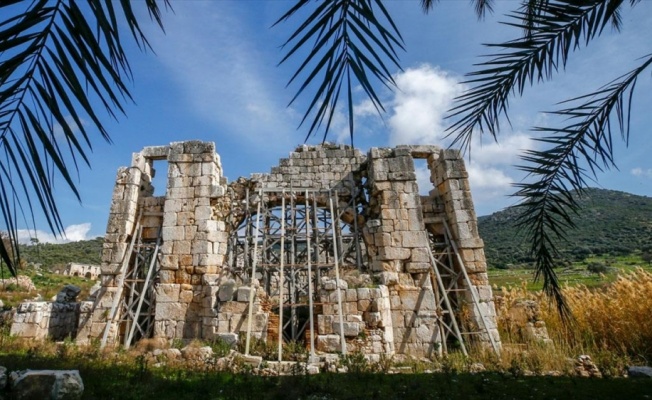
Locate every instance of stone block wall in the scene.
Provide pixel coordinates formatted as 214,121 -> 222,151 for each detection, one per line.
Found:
361,146 -> 445,357
154,141 -> 228,340
11,302 -> 80,341
251,143 -> 366,191
316,278 -> 394,355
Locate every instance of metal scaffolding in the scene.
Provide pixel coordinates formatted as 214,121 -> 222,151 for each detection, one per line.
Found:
229,188 -> 365,358
101,211 -> 162,349
425,217 -> 500,356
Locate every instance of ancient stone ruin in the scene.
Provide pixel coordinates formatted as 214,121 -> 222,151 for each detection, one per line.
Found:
62,263 -> 101,280
14,140 -> 501,359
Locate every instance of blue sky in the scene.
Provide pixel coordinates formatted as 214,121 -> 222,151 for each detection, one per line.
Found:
16,1 -> 652,243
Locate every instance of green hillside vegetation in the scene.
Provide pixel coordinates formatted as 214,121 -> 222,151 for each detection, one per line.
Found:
478,188 -> 652,269
17,237 -> 103,270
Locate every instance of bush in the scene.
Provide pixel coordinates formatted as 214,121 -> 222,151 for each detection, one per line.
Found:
587,262 -> 608,274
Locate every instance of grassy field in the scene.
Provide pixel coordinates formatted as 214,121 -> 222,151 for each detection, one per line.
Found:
0,268 -> 95,308
2,256 -> 652,399
488,254 -> 652,292
1,351 -> 651,400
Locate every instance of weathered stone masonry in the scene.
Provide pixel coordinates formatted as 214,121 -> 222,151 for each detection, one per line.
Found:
17,140 -> 500,358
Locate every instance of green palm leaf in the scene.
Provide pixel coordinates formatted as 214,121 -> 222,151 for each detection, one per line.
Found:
0,0 -> 168,276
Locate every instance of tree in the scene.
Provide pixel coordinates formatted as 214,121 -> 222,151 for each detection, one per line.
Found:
0,0 -> 168,276
278,0 -> 649,314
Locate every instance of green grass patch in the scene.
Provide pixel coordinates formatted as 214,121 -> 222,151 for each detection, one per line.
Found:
489,255 -> 652,292
1,352 -> 651,399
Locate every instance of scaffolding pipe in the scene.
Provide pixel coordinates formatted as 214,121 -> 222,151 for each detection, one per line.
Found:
101,215 -> 142,349
245,190 -> 263,356
426,245 -> 468,356
124,237 -> 160,348
305,190 -> 315,357
442,220 -> 500,355
329,193 -> 347,354
278,191 -> 286,361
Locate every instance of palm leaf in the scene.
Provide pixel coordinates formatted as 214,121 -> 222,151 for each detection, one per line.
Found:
513,54 -> 652,316
276,0 -> 404,143
0,0 -> 168,276
446,0 -> 637,151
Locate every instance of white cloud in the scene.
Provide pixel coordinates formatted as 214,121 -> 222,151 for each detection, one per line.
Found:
371,64 -> 537,211
53,116 -> 85,139
631,167 -> 652,178
387,64 -> 463,145
468,134 -> 534,166
16,223 -> 92,244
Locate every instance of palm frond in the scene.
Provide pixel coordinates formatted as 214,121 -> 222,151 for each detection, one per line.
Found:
275,0 -> 404,143
420,0 -> 494,18
513,54 -> 652,316
446,0 -> 636,151
473,0 -> 495,19
0,0 -> 168,276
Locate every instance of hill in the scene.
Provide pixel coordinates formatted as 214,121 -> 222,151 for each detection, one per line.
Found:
17,237 -> 103,270
477,188 -> 652,268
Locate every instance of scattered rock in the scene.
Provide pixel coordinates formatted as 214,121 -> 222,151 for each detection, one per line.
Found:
240,354 -> 263,368
55,285 -> 81,303
306,364 -> 320,375
10,369 -> 83,400
574,355 -> 602,378
470,363 -> 486,373
181,345 -> 214,362
628,366 -> 652,378
0,275 -> 36,292
217,332 -> 238,347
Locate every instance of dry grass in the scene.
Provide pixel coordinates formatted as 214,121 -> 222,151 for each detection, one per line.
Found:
495,269 -> 652,374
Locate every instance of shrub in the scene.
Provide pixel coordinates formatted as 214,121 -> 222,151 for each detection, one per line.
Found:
587,262 -> 608,274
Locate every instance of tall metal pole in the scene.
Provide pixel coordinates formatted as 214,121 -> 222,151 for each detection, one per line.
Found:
305,190 -> 315,358
278,191 -> 286,361
329,192 -> 347,354
245,189 -> 262,356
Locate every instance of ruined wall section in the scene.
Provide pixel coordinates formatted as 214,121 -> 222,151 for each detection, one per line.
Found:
72,140 -> 500,354
155,141 -> 229,340
11,302 -> 80,341
77,162 -> 147,343
250,143 -> 367,192
363,146 -> 442,357
426,149 -> 500,346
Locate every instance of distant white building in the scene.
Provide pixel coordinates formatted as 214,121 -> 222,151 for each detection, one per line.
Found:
63,263 -> 101,280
